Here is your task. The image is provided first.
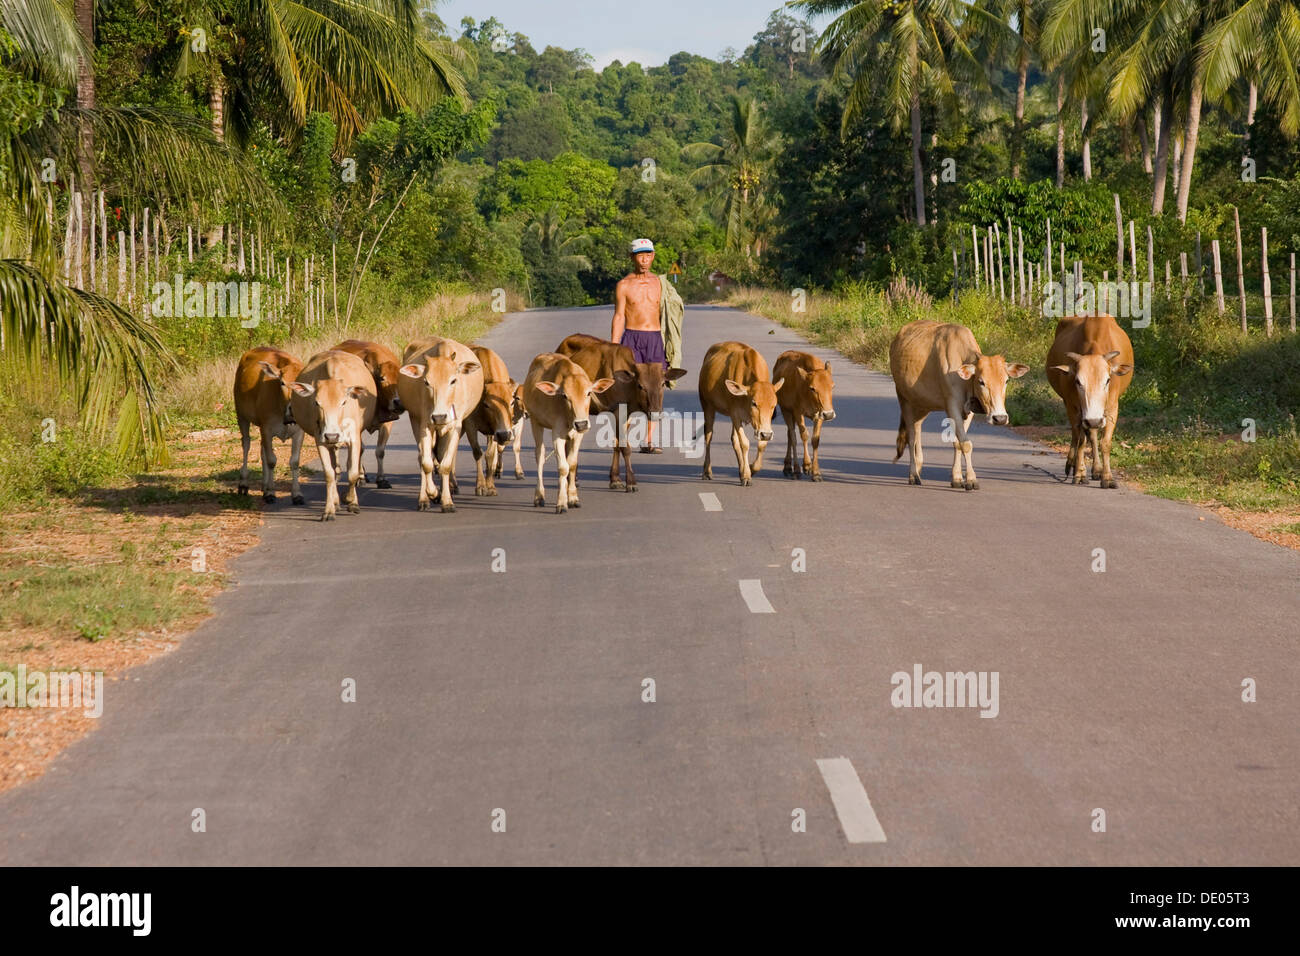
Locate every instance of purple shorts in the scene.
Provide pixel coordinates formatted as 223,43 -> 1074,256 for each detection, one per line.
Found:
620,328 -> 666,369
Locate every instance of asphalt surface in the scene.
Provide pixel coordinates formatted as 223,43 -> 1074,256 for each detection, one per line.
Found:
2,304 -> 1297,865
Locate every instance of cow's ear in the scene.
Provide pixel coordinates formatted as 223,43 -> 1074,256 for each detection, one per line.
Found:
1050,364 -> 1072,374
1112,363 -> 1134,377
535,381 -> 559,395
1006,363 -> 1030,379
258,361 -> 283,381
772,377 -> 785,393
795,366 -> 810,381
590,377 -> 615,394
956,364 -> 977,380
459,361 -> 480,375
1103,350 -> 1121,362
289,382 -> 315,397
400,363 -> 424,379
666,367 -> 688,381
724,379 -> 748,396
614,369 -> 636,383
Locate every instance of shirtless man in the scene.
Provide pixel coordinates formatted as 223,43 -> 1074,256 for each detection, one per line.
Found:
611,238 -> 666,451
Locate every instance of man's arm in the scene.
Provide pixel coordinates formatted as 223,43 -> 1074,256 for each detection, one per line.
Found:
610,279 -> 628,342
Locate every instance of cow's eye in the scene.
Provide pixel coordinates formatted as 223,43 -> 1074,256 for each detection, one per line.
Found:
978,379 -> 985,387
450,378 -> 457,385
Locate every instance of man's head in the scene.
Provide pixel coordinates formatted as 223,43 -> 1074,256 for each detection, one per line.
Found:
629,238 -> 655,274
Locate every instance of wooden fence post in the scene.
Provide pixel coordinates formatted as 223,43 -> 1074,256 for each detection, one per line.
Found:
1114,193 -> 1124,279
1211,239 -> 1225,314
1262,227 -> 1273,337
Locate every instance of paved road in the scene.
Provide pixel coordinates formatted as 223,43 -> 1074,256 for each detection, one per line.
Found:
2,305 -> 1297,865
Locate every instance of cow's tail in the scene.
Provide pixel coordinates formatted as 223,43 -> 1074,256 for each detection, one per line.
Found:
894,415 -> 907,461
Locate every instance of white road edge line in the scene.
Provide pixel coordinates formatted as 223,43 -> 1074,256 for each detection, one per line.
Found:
816,757 -> 887,844
738,579 -> 775,613
699,492 -> 722,511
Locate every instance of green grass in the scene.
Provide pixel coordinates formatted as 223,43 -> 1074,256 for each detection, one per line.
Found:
729,284 -> 1300,513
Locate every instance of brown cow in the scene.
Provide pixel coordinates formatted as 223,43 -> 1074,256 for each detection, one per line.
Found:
398,337 -> 483,512
698,341 -> 784,486
555,333 -> 686,491
331,339 -> 402,489
772,350 -> 836,481
463,345 -> 517,497
889,321 -> 1028,490
288,350 -> 377,521
233,346 -> 305,504
1046,314 -> 1134,488
522,352 -> 613,514
492,382 -> 527,481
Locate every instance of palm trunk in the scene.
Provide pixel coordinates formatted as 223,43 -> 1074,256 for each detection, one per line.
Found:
1175,68 -> 1205,224
1243,77 -> 1257,161
1081,99 -> 1092,181
1152,89 -> 1172,214
1137,113 -> 1152,173
207,76 -> 226,249
75,0 -> 95,190
911,89 -> 926,226
1011,40 -> 1028,178
1055,74 -> 1066,188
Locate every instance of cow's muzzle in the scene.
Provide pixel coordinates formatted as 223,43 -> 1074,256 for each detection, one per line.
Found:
1084,417 -> 1105,429
430,412 -> 451,426
820,410 -> 836,422
574,419 -> 590,433
321,431 -> 340,444
757,429 -> 773,441
283,406 -> 296,426
991,413 -> 1009,426
494,429 -> 512,444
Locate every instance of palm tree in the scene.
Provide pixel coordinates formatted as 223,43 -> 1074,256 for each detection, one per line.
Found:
528,205 -> 592,273
0,3 -> 267,462
681,95 -> 779,254
172,0 -> 472,150
976,0 -> 1050,179
790,0 -> 985,226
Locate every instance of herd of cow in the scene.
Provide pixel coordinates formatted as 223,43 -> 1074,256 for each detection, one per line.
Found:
232,312 -> 1134,519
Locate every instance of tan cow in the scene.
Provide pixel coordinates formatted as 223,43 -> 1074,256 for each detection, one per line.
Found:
1046,314 -> 1134,488
492,382 -> 527,481
772,350 -> 836,482
233,346 -> 305,504
698,341 -> 784,486
331,339 -> 402,489
889,321 -> 1028,490
398,337 -> 483,512
288,350 -> 377,520
522,352 -> 613,514
463,345 -> 517,497
555,333 -> 687,491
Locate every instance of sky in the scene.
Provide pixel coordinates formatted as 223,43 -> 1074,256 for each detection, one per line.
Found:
435,1 -> 829,71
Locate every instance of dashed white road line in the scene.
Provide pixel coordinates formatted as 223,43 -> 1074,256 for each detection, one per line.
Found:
698,492 -> 722,511
816,757 -> 887,844
738,579 -> 775,613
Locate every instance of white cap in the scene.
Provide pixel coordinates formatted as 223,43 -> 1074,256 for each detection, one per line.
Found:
629,238 -> 655,254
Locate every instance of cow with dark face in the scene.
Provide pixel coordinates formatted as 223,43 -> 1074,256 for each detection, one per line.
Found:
463,345 -> 517,497
331,339 -> 402,489
555,333 -> 686,492
773,350 -> 836,482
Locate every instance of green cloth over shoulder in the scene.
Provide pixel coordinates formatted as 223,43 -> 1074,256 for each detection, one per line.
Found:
658,274 -> 684,371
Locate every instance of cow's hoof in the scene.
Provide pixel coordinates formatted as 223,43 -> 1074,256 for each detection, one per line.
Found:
965,480 -> 979,491
321,512 -> 335,522
487,488 -> 499,497
376,478 -> 391,489
292,495 -> 305,506
417,499 -> 430,511
534,494 -> 546,508
626,484 -> 637,493
1103,478 -> 1117,489
951,479 -> 963,489
783,465 -> 794,477
441,502 -> 456,514
570,498 -> 581,508
264,492 -> 276,503
555,504 -> 567,515
908,475 -> 921,485
811,473 -> 824,482
347,502 -> 360,514
701,471 -> 712,481
610,480 -> 625,490
475,486 -> 488,497
238,484 -> 249,495
740,477 -> 752,487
